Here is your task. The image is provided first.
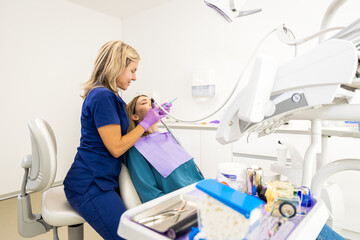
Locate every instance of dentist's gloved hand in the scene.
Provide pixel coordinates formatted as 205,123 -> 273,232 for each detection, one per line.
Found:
139,108 -> 165,131
159,102 -> 172,116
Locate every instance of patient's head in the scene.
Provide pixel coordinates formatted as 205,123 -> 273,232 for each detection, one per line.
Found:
126,95 -> 157,134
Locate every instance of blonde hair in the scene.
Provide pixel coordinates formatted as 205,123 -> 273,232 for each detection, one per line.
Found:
82,41 -> 140,98
125,95 -> 148,134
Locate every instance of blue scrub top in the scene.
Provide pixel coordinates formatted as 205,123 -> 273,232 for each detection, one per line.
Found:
64,87 -> 129,193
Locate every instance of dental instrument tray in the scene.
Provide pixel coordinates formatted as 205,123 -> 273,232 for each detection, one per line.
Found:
131,194 -> 198,234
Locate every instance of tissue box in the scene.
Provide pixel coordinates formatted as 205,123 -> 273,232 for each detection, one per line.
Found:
196,179 -> 264,240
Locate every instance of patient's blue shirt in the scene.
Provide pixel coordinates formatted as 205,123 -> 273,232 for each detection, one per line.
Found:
124,146 -> 204,203
64,87 -> 129,193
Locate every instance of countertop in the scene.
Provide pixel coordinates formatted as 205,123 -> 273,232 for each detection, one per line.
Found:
158,120 -> 360,138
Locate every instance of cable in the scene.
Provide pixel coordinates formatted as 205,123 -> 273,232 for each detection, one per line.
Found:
154,28 -> 278,123
337,28 -> 360,42
285,28 -> 298,57
319,0 -> 347,43
277,25 -> 344,46
330,18 -> 360,40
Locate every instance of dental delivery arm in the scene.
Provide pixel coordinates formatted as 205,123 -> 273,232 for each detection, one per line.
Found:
216,38 -> 358,144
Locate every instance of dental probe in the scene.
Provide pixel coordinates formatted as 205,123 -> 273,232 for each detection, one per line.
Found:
161,97 -> 178,109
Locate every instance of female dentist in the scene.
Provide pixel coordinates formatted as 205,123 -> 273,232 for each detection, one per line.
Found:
63,41 -> 166,240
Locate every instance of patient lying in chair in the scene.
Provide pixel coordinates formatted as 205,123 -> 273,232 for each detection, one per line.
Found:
124,95 -> 204,203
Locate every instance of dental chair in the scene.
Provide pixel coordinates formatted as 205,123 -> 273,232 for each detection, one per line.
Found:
311,158 -> 360,234
18,118 -> 85,240
118,163 -> 142,209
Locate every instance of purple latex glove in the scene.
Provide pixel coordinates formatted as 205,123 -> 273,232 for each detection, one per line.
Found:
159,102 -> 172,116
139,108 -> 165,131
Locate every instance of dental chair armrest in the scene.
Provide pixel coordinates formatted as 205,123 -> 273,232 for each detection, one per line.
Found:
311,159 -> 360,197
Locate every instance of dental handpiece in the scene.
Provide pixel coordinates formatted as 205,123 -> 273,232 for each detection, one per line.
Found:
160,120 -> 181,145
151,98 -> 156,109
151,98 -> 181,145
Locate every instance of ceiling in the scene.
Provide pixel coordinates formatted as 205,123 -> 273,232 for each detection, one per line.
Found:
65,0 -> 172,19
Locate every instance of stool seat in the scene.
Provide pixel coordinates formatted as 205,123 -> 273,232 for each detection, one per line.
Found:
42,185 -> 85,227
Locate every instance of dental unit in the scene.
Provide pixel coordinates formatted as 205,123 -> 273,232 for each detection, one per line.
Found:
215,4 -> 360,188
117,1 -> 360,239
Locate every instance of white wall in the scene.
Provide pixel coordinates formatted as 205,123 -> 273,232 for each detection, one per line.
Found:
121,0 -> 360,122
0,0 -> 122,197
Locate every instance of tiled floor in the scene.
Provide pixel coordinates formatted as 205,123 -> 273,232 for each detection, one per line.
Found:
0,191 -> 102,239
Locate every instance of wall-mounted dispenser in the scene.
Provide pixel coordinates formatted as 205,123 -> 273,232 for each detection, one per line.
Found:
192,69 -> 216,100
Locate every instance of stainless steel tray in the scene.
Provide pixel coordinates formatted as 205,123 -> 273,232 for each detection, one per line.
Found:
131,194 -> 197,233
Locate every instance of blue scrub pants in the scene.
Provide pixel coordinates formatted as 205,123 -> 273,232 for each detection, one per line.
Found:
65,183 -> 126,240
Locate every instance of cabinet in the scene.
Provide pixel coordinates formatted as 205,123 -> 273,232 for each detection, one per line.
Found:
199,130 -> 233,178
232,132 -> 311,182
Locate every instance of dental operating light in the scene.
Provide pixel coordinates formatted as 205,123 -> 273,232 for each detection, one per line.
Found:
204,0 -> 262,22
